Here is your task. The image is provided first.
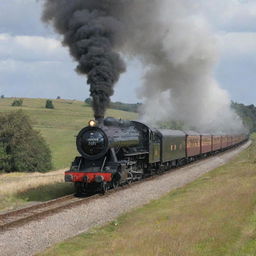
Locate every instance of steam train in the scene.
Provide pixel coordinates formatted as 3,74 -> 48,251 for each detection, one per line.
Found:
65,117 -> 248,194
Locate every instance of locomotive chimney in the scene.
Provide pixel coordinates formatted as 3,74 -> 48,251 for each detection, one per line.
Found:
95,115 -> 104,126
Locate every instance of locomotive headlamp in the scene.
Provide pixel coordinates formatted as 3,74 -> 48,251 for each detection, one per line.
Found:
88,120 -> 96,127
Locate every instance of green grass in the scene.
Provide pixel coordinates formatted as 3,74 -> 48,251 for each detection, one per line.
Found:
17,182 -> 74,202
40,135 -> 256,256
0,183 -> 74,211
0,97 -> 137,170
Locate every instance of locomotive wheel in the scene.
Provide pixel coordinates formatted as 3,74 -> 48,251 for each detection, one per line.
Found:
112,178 -> 120,189
127,172 -> 133,184
101,182 -> 108,194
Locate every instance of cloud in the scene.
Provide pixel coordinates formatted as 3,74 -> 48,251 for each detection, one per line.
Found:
0,33 -> 68,61
0,58 -> 88,99
0,0 -> 52,36
0,33 -> 140,103
199,0 -> 256,32
215,31 -> 256,104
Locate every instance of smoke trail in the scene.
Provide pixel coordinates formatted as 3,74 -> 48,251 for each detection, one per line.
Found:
42,0 -> 245,133
42,0 -> 126,119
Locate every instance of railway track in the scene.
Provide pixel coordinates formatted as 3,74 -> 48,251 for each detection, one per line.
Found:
0,194 -> 100,231
0,142 -> 248,232
0,173 -> 160,231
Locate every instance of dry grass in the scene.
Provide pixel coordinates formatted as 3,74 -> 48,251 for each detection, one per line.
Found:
0,169 -> 64,196
40,135 -> 256,256
0,169 -> 73,211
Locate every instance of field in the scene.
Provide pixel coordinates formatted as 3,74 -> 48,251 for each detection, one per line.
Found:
41,134 -> 256,256
0,97 -> 137,211
0,97 -> 137,170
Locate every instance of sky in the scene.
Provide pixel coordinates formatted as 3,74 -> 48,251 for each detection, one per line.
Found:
0,0 -> 255,105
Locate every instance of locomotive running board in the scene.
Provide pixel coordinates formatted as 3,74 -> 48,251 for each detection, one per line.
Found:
124,151 -> 149,157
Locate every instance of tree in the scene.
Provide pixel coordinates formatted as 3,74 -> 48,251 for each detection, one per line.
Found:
12,99 -> 23,107
232,102 -> 256,133
85,98 -> 92,106
56,96 -> 61,99
45,99 -> 54,109
0,111 -> 52,172
1,95 -> 4,99
84,98 -> 92,106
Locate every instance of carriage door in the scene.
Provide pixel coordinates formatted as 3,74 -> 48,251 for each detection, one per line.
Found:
149,132 -> 161,163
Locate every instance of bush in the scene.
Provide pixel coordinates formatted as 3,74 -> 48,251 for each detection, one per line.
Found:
12,99 -> 23,107
84,98 -> 92,106
0,111 -> 52,172
45,99 -> 54,109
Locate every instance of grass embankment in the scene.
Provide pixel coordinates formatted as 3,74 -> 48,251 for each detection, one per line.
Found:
0,97 -> 137,211
41,135 -> 256,256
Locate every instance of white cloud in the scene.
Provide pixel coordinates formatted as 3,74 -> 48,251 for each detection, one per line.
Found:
0,33 -> 69,62
0,33 -> 140,103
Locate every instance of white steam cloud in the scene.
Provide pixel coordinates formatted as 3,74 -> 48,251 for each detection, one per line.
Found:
42,0 -> 245,133
123,0 -> 245,133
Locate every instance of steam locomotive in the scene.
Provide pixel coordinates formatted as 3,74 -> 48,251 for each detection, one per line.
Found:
65,117 -> 248,194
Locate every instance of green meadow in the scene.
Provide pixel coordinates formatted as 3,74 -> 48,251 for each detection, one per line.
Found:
0,97 -> 137,170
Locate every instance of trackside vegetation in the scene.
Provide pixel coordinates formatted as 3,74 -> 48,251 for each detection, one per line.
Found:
0,111 -> 52,173
232,102 -> 256,133
41,135 -> 256,256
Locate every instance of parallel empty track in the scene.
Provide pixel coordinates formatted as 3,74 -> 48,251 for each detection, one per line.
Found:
0,176 -> 157,231
0,194 -> 100,231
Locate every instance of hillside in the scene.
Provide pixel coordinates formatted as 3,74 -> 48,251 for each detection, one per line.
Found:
0,98 -> 137,170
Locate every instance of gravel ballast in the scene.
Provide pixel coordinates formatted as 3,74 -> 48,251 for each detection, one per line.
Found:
0,141 -> 251,256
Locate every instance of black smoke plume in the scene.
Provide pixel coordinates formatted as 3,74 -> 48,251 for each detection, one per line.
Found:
42,0 -> 126,119
42,0 -> 245,133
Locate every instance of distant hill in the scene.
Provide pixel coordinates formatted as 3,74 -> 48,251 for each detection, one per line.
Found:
85,98 -> 142,113
232,102 -> 256,133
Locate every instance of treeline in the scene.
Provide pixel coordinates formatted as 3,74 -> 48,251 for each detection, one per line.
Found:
232,102 -> 256,133
85,98 -> 142,113
0,111 -> 52,173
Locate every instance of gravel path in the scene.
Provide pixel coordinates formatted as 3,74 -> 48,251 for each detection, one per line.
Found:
0,141 -> 251,256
